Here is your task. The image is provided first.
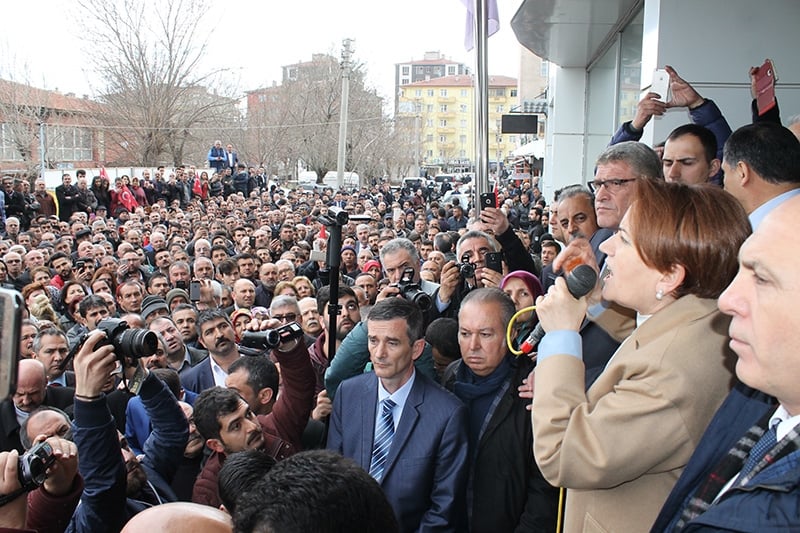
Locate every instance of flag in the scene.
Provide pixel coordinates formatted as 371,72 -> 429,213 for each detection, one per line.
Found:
462,0 -> 500,51
119,185 -> 137,212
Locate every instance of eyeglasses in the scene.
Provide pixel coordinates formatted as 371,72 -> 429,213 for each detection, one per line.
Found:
272,313 -> 297,323
588,178 -> 637,194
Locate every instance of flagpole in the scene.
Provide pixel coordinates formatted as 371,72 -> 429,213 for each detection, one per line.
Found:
473,0 -> 490,216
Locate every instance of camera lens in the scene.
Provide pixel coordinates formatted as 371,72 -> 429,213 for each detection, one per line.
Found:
115,328 -> 159,358
241,329 -> 281,350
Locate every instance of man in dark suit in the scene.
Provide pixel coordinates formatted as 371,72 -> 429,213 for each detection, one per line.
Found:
652,194 -> 800,531
149,316 -> 207,375
55,172 -> 80,222
328,298 -> 469,532
0,359 -> 74,453
180,310 -> 239,394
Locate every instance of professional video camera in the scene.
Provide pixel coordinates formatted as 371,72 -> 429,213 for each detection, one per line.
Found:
395,267 -> 432,311
240,322 -> 305,352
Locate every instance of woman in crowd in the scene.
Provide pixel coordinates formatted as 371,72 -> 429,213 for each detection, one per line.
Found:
500,270 -> 544,351
532,180 -> 751,532
292,276 -> 315,299
58,280 -> 87,332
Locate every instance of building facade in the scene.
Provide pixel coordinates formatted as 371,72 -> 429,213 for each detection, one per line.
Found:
397,74 -> 519,175
511,0 -> 800,201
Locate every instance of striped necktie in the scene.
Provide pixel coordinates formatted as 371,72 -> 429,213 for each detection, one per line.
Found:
369,398 -> 396,481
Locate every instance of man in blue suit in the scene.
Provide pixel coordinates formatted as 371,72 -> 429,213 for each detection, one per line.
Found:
328,298 -> 469,532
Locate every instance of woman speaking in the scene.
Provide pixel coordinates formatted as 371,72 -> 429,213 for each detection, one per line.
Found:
532,179 -> 751,532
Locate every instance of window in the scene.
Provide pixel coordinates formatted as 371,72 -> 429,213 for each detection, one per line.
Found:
439,135 -> 447,143
439,89 -> 448,97
402,66 -> 410,75
426,119 -> 434,127
491,88 -> 505,97
447,66 -> 456,75
510,89 -> 518,97
416,66 -> 424,74
460,104 -> 468,113
459,150 -> 467,158
439,119 -> 448,127
439,104 -> 448,112
496,105 -> 504,113
0,124 -> 22,161
460,119 -> 467,128
46,125 -> 92,162
427,104 -> 434,113
426,134 -> 433,142
415,89 -> 422,97
540,60 -> 549,78
460,89 -> 468,97
427,89 -> 434,97
426,150 -> 433,158
459,135 -> 467,144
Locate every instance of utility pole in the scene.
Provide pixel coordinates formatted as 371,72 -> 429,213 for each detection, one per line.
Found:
336,38 -> 354,189
39,122 -> 46,179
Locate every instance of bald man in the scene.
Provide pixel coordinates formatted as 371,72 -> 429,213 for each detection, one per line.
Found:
0,359 -> 74,452
122,502 -> 232,532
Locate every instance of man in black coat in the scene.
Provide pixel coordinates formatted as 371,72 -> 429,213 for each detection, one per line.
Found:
0,359 -> 74,453
55,172 -> 80,222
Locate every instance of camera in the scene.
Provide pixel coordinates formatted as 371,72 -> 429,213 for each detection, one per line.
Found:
240,322 -> 305,351
18,441 -> 57,491
94,318 -> 159,361
395,267 -> 432,311
457,261 -> 476,280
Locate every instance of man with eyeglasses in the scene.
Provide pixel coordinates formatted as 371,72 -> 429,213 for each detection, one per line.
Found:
590,141 -> 664,232
269,294 -> 316,348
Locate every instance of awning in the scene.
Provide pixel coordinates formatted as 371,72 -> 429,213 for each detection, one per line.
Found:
512,139 -> 545,159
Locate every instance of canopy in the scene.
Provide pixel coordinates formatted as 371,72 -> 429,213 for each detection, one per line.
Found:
512,139 -> 545,159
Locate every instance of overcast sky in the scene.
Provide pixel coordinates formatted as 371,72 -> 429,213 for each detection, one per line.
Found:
3,0 -> 524,106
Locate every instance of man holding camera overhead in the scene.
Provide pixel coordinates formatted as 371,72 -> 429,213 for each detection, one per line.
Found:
190,311 -> 315,509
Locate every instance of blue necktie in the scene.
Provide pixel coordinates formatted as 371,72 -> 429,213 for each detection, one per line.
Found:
740,425 -> 777,477
369,398 -> 396,481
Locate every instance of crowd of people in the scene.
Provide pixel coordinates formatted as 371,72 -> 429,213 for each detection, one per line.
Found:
0,63 -> 799,532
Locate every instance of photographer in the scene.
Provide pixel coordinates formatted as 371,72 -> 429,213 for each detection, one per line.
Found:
191,314 -> 315,508
0,436 -> 79,532
25,327 -> 187,531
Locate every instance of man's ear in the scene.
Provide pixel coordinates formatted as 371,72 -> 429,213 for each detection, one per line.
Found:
411,338 -> 426,362
206,438 -> 225,454
257,387 -> 274,407
708,158 -> 721,178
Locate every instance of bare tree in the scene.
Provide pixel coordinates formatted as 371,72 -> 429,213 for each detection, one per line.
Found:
243,52 -> 393,185
76,0 -> 234,166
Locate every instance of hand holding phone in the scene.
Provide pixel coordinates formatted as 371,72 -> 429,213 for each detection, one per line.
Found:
651,69 -> 670,103
480,192 -> 497,210
485,251 -> 503,273
754,59 -> 778,116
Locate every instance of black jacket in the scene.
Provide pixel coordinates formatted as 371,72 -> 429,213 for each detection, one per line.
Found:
445,357 -> 559,532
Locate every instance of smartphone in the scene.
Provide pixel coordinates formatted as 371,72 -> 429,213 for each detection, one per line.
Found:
485,251 -> 503,273
480,192 -> 497,209
189,280 -> 202,302
651,69 -> 670,102
175,280 -> 187,290
0,288 -> 23,399
755,59 -> 778,116
249,236 -> 256,248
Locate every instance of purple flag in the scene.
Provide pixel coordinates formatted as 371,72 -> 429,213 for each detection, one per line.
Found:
462,0 -> 500,51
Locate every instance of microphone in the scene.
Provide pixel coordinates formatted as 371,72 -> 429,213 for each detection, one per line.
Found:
520,264 -> 598,354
